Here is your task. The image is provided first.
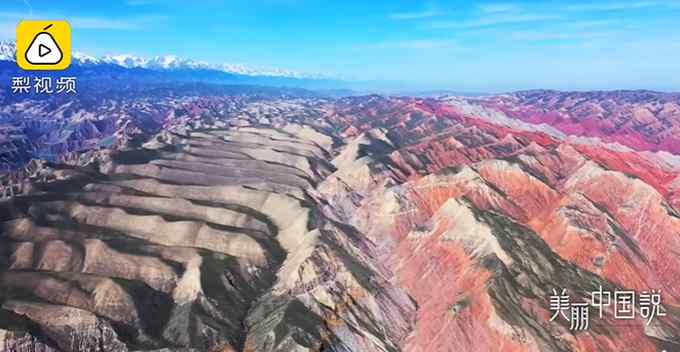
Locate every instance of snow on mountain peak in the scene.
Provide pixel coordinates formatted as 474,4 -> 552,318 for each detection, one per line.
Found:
0,40 -> 325,79
101,54 -> 149,68
73,52 -> 100,65
99,53 -> 322,78
0,41 -> 16,61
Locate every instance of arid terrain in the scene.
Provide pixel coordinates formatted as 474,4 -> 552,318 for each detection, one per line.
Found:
2,91 -> 680,351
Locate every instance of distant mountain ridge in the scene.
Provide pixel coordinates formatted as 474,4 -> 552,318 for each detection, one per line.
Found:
0,40 -> 327,79
0,41 -> 504,95
0,41 -> 358,93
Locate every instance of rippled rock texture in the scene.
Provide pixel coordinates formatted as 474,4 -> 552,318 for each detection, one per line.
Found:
319,94 -> 680,352
3,93 -> 680,351
0,119 -> 415,351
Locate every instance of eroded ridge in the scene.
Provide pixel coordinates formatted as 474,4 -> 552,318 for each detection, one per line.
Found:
318,95 -> 680,352
0,122 -> 415,352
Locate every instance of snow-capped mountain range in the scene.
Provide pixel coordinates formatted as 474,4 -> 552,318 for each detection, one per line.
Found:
0,41 -> 326,79
0,41 -> 16,61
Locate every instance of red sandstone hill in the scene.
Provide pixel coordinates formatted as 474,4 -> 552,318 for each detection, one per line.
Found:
476,90 -> 680,154
2,91 -> 680,351
321,93 -> 680,351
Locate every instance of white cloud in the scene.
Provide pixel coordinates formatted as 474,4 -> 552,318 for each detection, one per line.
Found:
0,11 -> 162,31
478,3 -> 519,14
388,10 -> 444,20
510,32 -> 577,41
428,13 -> 558,29
370,39 -> 458,49
563,19 -> 620,29
69,16 -> 159,30
565,1 -> 663,11
509,30 -> 619,42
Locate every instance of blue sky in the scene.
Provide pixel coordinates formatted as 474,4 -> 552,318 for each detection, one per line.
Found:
1,0 -> 680,92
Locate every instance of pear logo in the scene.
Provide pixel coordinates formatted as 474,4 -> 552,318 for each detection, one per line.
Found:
25,24 -> 63,65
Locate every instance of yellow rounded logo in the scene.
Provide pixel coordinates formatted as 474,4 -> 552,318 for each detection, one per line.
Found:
16,20 -> 71,71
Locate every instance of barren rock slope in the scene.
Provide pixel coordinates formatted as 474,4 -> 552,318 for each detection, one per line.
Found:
0,122 -> 415,351
4,94 -> 680,352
